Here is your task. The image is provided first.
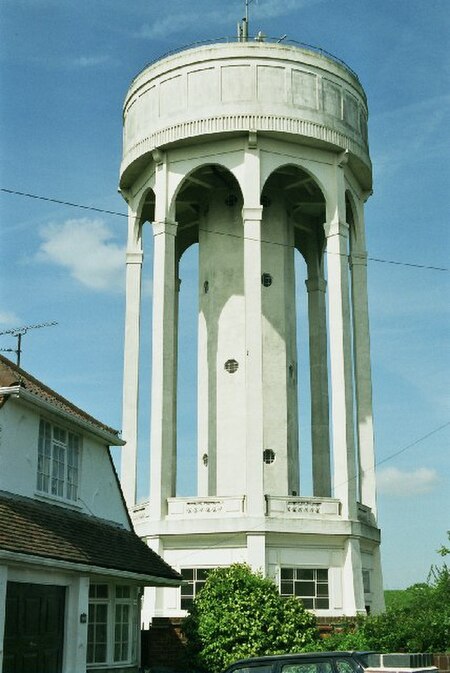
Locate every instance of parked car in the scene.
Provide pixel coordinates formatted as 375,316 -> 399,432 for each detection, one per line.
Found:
222,651 -> 372,673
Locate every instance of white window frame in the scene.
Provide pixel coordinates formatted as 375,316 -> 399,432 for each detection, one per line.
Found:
279,567 -> 330,610
180,568 -> 216,610
87,583 -> 139,669
37,418 -> 81,501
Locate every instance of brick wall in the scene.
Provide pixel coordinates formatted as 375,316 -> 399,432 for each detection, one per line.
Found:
141,618 -> 189,670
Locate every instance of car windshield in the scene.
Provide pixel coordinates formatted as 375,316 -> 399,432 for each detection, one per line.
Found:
282,662 -> 333,673
335,659 -> 363,673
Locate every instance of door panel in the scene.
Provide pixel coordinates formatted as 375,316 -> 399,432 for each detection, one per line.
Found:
3,582 -> 65,673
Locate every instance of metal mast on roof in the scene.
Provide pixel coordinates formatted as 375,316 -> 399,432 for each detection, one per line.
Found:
0,321 -> 58,367
237,0 -> 255,41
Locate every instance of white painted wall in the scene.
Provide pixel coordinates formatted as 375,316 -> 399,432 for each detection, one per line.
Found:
0,396 -> 129,527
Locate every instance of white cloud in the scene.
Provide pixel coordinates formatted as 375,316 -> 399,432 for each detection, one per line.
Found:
36,218 -> 125,292
69,55 -> 112,68
371,94 -> 450,181
0,311 -> 22,328
138,0 -> 321,40
377,466 -> 440,497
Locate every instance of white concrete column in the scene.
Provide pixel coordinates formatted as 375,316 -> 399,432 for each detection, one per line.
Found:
350,250 -> 377,515
145,537 -> 165,620
305,274 -> 331,497
242,139 -> 265,518
325,172 -> 357,519
63,575 -> 89,673
342,537 -> 366,615
247,532 -> 266,574
121,206 -> 143,508
0,565 -> 7,673
149,219 -> 178,521
369,544 -> 385,614
243,205 -> 265,516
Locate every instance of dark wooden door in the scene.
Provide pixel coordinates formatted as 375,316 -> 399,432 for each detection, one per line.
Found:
3,582 -> 65,673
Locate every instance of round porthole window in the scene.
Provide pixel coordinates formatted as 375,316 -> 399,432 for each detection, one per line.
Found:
261,273 -> 272,287
224,359 -> 239,373
263,449 -> 276,464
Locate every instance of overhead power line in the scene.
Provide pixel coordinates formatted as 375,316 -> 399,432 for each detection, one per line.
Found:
1,187 -> 448,272
173,419 -> 450,564
0,187 -> 127,218
375,421 -> 450,470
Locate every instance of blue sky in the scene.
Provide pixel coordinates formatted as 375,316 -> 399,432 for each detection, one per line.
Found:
0,0 -> 448,589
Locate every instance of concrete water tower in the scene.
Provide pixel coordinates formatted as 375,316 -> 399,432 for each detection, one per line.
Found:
119,26 -> 384,623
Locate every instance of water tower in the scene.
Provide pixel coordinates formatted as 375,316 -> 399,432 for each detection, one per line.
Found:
119,27 -> 384,622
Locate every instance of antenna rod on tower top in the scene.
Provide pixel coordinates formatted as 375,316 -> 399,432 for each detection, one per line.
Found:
237,0 -> 254,42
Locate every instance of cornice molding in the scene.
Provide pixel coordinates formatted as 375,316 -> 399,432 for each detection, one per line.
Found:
121,113 -> 370,178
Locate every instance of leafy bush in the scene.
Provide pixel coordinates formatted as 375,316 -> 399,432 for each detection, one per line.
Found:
182,564 -> 320,673
323,562 -> 450,653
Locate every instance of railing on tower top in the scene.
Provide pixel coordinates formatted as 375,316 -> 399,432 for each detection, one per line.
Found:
131,37 -> 361,85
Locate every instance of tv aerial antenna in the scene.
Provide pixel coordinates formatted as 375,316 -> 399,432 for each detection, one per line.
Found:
0,321 -> 58,368
238,0 -> 256,41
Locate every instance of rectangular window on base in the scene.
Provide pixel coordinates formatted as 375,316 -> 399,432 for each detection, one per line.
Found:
280,568 -> 329,610
180,568 -> 215,611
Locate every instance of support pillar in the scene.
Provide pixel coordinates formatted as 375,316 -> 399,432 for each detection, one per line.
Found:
243,205 -> 265,517
350,250 -> 377,514
247,532 -> 266,574
342,537 -> 366,615
242,137 -> 265,518
121,208 -> 143,508
325,170 -> 357,519
305,273 -> 331,497
369,544 -> 386,613
149,219 -> 178,521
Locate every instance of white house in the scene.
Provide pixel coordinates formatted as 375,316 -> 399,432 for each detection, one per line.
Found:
0,354 -> 181,673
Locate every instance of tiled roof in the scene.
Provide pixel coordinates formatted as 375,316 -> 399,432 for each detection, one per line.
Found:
0,354 -> 121,440
0,491 -> 181,584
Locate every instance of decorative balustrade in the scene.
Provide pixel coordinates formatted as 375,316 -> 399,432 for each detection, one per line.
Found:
357,502 -> 375,525
131,495 -> 345,521
131,500 -> 151,519
167,496 -> 246,518
267,496 -> 341,518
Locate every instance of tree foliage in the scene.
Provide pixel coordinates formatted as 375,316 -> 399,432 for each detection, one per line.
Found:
323,551 -> 450,654
182,564 -> 320,673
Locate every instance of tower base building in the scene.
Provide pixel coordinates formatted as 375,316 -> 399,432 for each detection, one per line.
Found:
119,39 -> 384,624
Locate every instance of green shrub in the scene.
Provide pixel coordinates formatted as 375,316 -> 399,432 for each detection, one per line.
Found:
182,564 -> 320,672
324,563 -> 450,653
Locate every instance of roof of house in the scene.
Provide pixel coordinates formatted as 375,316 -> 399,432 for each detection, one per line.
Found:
0,354 -> 121,441
0,491 -> 181,584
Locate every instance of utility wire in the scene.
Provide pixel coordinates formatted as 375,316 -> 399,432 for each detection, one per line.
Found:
146,419 -> 450,565
3,187 -> 445,559
1,186 -> 448,272
374,421 -> 450,470
0,187 -> 127,218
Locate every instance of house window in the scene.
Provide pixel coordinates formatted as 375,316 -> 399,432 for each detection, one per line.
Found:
180,568 -> 214,610
37,419 -> 81,501
280,568 -> 329,609
87,584 -> 138,667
